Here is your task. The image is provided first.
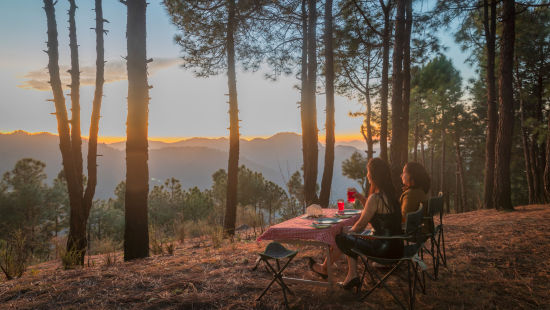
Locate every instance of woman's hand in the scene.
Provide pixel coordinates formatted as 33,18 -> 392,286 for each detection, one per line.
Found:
342,226 -> 353,234
348,187 -> 366,205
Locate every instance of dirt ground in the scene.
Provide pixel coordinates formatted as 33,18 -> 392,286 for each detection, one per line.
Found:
1,205 -> 549,309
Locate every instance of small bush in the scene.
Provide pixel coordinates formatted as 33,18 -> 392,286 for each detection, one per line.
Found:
209,225 -> 224,249
103,252 -> 117,266
0,230 -> 28,280
61,247 -> 83,270
165,243 -> 175,255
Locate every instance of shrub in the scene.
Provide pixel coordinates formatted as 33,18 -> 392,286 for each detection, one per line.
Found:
61,247 -> 83,270
165,243 -> 175,255
0,230 -> 28,280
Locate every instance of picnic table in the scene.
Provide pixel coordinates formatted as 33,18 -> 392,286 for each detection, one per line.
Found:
257,208 -> 361,290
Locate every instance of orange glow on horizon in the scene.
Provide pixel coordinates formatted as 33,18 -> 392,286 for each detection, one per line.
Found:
1,130 -> 368,144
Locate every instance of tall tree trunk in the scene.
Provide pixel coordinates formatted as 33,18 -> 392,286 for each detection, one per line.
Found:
224,0 -> 240,236
421,130 -> 426,166
319,0 -> 334,208
44,0 -> 85,264
454,117 -> 467,212
66,0 -> 87,264
493,0 -> 515,211
390,0 -> 406,193
441,126 -> 448,213
82,0 -> 105,230
365,86 -> 374,160
413,113 -> 419,162
68,0 -> 83,189
299,0 -> 308,213
483,0 -> 498,209
379,0 -> 391,163
401,0 -> 412,166
302,0 -> 319,206
124,0 -> 150,260
516,58 -> 535,203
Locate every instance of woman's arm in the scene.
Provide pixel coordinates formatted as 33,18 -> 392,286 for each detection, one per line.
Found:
350,195 -> 378,233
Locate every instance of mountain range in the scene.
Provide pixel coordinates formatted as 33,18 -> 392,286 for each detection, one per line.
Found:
0,131 -> 377,202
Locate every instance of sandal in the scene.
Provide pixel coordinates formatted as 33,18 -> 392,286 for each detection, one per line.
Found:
307,257 -> 328,279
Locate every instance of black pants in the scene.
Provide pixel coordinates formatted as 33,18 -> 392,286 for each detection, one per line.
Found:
335,233 -> 403,259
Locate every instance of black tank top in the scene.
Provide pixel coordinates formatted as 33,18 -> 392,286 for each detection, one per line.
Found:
370,193 -> 403,237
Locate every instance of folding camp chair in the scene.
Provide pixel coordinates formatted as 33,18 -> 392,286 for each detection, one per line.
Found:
352,205 -> 428,310
421,194 -> 446,280
255,242 -> 298,309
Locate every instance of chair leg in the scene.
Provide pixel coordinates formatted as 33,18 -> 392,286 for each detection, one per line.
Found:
441,227 -> 447,267
361,262 -> 406,310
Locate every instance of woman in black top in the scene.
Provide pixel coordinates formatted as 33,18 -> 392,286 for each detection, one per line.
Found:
309,158 -> 403,289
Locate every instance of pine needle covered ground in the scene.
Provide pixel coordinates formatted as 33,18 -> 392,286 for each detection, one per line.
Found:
1,205 -> 549,309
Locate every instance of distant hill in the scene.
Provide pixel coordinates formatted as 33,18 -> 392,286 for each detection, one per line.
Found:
0,131 -> 365,201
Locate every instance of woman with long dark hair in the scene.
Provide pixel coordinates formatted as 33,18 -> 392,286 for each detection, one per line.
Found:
309,158 -> 403,290
400,162 -> 430,220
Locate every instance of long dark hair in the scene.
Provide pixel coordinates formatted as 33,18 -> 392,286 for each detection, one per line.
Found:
403,162 -> 431,194
367,158 -> 400,215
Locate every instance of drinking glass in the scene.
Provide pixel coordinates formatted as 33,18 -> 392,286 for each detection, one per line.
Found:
337,199 -> 345,211
347,188 -> 356,204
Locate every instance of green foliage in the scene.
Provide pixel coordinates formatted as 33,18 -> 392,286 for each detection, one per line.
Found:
342,151 -> 368,194
163,0 -> 266,77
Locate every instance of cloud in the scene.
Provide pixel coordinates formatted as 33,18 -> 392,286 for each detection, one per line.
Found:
19,57 -> 182,91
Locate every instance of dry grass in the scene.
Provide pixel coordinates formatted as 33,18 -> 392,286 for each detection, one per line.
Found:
1,205 -> 549,309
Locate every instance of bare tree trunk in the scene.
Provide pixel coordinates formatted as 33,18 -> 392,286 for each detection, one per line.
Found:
441,126 -> 448,213
401,0 -> 412,166
390,0 -> 406,194
413,114 -> 419,162
515,57 -> 535,203
365,88 -> 374,160
379,0 -> 391,163
319,0 -> 334,208
68,0 -> 83,189
454,117 -> 467,212
44,0 -> 85,264
493,0 -> 515,211
421,131 -> 426,166
299,0 -> 308,213
124,0 -> 150,260
66,0 -> 87,264
302,0 -> 319,206
483,0 -> 498,209
224,0 -> 240,236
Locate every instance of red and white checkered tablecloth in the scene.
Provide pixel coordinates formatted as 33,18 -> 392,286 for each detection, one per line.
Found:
257,208 -> 361,247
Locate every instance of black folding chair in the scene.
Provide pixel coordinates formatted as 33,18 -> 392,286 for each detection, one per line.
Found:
255,242 -> 298,309
352,206 -> 428,310
421,194 -> 446,280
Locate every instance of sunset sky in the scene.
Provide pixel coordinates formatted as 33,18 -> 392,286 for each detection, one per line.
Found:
0,0 -> 474,143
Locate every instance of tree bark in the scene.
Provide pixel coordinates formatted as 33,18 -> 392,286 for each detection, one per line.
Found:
379,0 -> 391,163
299,0 -> 308,213
223,0 -> 240,236
319,0 -> 334,208
44,0 -> 85,264
493,0 -> 515,211
401,0 -> 412,166
454,116 -> 467,212
302,0 -> 319,206
68,0 -> 83,189
66,0 -> 87,264
124,0 -> 150,260
515,57 -> 535,203
390,0 -> 406,193
83,0 -> 105,226
483,0 -> 498,209
441,126 -> 448,213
